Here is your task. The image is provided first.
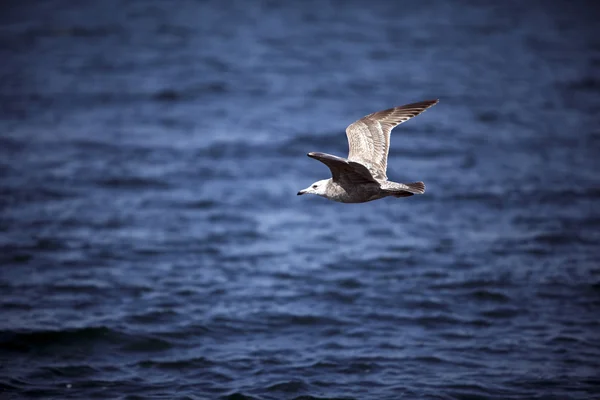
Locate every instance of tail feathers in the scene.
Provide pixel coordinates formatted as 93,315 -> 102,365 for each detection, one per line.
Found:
388,181 -> 425,198
405,181 -> 425,194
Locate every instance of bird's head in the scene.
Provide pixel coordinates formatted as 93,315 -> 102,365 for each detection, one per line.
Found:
297,179 -> 329,197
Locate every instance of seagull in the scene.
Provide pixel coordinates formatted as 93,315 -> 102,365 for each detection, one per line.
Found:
297,99 -> 438,203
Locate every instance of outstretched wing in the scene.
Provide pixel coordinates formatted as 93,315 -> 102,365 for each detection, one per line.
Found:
345,99 -> 438,180
307,152 -> 377,184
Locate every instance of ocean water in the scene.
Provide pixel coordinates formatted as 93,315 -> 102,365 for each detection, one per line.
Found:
1,1 -> 599,399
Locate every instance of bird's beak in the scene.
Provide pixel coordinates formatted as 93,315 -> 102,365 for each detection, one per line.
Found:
297,189 -> 306,196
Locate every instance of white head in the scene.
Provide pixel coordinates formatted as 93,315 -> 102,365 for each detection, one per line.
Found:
297,179 -> 330,197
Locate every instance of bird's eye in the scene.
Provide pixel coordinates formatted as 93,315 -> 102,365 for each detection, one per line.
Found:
312,185 -> 318,189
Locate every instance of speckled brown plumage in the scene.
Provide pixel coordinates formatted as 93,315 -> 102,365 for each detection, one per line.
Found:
298,100 -> 438,203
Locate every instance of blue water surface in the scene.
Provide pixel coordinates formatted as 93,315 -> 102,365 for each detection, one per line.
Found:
1,1 -> 599,399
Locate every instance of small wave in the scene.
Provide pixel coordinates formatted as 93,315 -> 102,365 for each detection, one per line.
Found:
194,141 -> 269,161
451,191 -> 504,202
480,307 -> 522,319
136,356 -> 214,370
319,290 -> 357,304
119,335 -> 173,353
445,382 -> 496,399
0,327 -> 173,354
126,309 -> 181,325
405,355 -> 449,365
547,334 -> 591,346
412,314 -> 462,327
468,289 -> 511,303
291,396 -> 356,400
155,322 -> 212,341
0,301 -> 33,311
403,298 -> 450,311
590,281 -> 600,292
263,313 -> 352,328
334,278 -> 363,289
0,326 -> 115,352
566,76 -> 600,92
25,25 -> 123,39
220,393 -> 259,400
203,230 -> 263,245
413,314 -> 492,328
0,252 -> 30,265
0,137 -> 26,152
0,381 -> 21,392
477,110 -> 500,123
33,237 -> 67,251
266,379 -> 309,393
338,362 -> 380,374
519,188 -> 600,206
71,139 -> 120,153
152,83 -> 228,102
95,177 -> 171,190
179,199 -> 218,209
431,277 -> 513,291
532,231 -> 588,247
310,360 -> 339,369
1,185 -> 77,204
39,365 -> 99,379
39,282 -> 108,297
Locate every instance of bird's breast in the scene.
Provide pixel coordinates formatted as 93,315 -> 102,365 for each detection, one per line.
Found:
330,182 -> 381,203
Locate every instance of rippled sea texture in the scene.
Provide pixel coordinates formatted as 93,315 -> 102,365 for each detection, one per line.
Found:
1,1 -> 600,399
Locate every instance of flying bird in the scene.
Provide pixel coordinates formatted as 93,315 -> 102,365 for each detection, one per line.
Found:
297,99 -> 438,203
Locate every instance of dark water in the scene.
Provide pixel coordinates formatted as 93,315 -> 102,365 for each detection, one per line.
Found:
1,1 -> 600,399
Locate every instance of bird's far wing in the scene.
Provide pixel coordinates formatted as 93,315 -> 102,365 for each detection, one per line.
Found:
345,99 -> 438,180
307,152 -> 377,184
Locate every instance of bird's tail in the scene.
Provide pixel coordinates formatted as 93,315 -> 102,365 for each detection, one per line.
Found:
404,181 -> 425,194
386,181 -> 425,198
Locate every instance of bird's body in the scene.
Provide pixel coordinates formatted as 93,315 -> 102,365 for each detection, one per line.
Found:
298,100 -> 438,203
312,179 -> 381,204
307,175 -> 424,204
